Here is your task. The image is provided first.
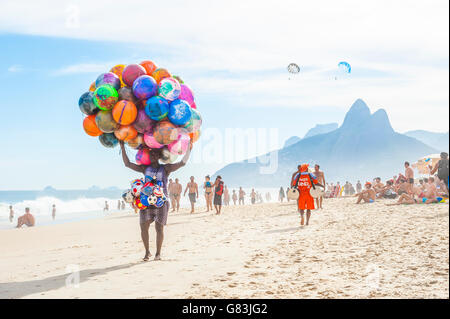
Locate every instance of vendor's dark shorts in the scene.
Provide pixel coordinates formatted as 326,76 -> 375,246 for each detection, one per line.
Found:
214,194 -> 222,206
140,202 -> 169,225
408,178 -> 414,184
188,193 -> 196,203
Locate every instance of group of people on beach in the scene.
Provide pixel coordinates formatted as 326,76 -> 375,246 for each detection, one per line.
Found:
167,175 -> 226,215
9,204 -> 57,228
354,152 -> 449,205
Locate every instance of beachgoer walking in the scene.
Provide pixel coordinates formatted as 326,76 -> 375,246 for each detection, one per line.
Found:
119,140 -> 192,261
204,176 -> 213,211
232,190 -> 237,205
184,176 -> 199,214
52,204 -> 56,220
213,176 -> 224,214
239,187 -> 245,205
172,178 -> 182,212
356,180 -> 362,193
278,187 -> 285,202
313,164 -> 325,208
9,205 -> 14,223
250,189 -> 256,204
104,201 -> 109,211
224,185 -> 230,206
295,164 -> 322,226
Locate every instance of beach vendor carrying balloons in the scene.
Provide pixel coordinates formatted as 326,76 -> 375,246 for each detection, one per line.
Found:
120,140 -> 192,261
294,164 -> 323,226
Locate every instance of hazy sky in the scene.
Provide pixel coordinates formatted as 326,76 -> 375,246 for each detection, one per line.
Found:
0,0 -> 448,190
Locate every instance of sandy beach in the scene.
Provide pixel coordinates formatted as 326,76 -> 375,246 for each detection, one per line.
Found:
0,198 -> 448,299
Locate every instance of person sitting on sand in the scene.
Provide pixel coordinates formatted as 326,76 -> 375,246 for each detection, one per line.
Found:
119,140 -> 192,261
379,180 -> 397,199
9,205 -> 14,223
16,207 -> 35,228
294,164 -> 323,225
373,177 -> 385,194
356,182 -> 376,204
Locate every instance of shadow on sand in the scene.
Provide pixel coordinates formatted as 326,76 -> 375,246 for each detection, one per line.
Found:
0,262 -> 140,299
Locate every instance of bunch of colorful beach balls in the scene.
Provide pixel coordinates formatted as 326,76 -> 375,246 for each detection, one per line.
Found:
122,178 -> 167,210
79,60 -> 202,164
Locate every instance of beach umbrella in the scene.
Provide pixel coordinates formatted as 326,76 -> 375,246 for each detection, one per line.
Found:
412,154 -> 441,175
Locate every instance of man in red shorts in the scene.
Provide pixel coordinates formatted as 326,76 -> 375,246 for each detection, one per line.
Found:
295,164 -> 323,226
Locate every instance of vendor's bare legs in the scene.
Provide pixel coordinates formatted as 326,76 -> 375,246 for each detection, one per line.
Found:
154,222 -> 164,260
140,220 -> 151,261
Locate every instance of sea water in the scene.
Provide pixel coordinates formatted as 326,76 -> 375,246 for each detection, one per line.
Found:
0,187 -> 286,230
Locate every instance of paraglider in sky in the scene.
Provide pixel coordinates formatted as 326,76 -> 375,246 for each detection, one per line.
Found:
287,63 -> 300,80
338,61 -> 351,73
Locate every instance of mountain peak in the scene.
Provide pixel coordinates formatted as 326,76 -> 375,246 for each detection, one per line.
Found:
340,99 -> 371,130
370,109 -> 394,133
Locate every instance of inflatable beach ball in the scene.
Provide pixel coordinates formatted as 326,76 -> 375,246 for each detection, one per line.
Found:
95,110 -> 120,133
136,148 -> 151,165
114,125 -> 138,142
168,99 -> 191,126
133,109 -> 155,134
134,197 -> 148,210
168,132 -> 190,155
95,72 -> 121,91
152,68 -> 171,84
127,134 -> 145,149
132,75 -> 158,100
160,147 -> 178,164
179,84 -> 195,107
122,64 -> 147,87
122,189 -> 134,203
155,197 -> 165,208
112,100 -> 138,125
183,108 -> 202,132
118,87 -> 137,103
79,92 -> 98,115
140,60 -> 157,76
153,121 -> 178,145
98,133 -> 119,148
83,114 -> 102,137
144,131 -> 164,149
131,179 -> 145,196
158,77 -> 181,101
145,96 -> 169,121
93,84 -> 119,111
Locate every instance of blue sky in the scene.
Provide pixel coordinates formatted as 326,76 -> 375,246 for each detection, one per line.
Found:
0,0 -> 448,190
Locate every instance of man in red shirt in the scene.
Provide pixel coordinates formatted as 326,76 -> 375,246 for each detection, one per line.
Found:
294,164 -> 323,226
